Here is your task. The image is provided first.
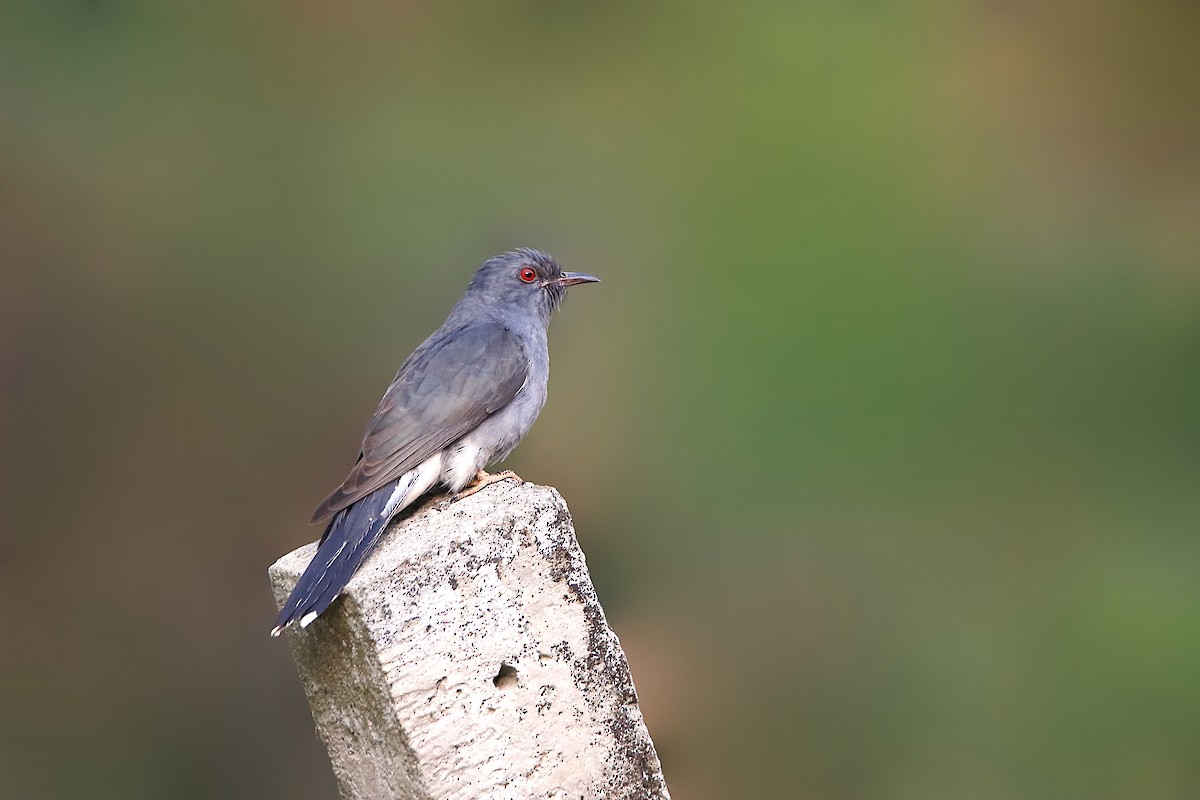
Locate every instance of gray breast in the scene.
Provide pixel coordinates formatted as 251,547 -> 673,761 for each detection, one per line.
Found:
444,324 -> 549,486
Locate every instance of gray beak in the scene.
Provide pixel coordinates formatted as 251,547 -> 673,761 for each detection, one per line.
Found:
557,272 -> 601,287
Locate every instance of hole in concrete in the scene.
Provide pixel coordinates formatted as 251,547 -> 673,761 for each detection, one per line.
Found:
493,662 -> 518,689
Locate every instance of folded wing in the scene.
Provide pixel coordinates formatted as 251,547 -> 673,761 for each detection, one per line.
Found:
310,322 -> 528,523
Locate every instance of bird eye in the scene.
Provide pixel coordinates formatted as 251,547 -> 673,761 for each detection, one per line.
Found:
518,267 -> 538,283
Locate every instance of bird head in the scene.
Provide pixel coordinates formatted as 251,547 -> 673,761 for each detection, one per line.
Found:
463,248 -> 599,325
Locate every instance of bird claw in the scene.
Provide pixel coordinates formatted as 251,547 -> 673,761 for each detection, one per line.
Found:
453,469 -> 522,501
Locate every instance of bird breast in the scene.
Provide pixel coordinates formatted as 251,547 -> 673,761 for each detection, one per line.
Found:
440,327 -> 549,493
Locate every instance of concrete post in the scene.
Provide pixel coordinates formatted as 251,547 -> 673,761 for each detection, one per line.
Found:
269,480 -> 670,800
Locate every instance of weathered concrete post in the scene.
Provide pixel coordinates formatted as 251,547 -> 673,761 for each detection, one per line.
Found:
269,480 -> 670,800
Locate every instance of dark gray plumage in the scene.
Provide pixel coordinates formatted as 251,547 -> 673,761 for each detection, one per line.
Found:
271,248 -> 599,635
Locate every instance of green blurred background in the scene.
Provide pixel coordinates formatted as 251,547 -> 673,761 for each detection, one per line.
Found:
2,2 -> 1198,798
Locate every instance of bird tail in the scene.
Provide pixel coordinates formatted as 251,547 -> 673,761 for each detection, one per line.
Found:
270,484 -> 396,636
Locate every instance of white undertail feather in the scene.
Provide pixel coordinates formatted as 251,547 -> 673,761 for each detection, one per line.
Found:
443,437 -> 484,493
384,452 -> 446,517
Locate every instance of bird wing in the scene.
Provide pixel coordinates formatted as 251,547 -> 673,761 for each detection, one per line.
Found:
310,322 -> 528,523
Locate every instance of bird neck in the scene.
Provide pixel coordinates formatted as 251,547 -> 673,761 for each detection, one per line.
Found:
447,298 -> 551,338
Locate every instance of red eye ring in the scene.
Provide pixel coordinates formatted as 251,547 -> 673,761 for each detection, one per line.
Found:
518,267 -> 538,283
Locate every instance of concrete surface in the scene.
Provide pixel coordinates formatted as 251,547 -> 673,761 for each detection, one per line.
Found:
270,480 -> 670,800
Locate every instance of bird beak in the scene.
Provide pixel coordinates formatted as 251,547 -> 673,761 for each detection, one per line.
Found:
556,272 -> 601,287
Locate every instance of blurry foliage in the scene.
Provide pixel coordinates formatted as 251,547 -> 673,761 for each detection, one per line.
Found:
2,2 -> 1198,799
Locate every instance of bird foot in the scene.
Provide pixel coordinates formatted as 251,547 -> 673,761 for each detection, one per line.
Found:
454,469 -> 522,501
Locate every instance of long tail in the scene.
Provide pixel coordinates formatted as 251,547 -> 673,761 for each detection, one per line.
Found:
270,481 -> 397,636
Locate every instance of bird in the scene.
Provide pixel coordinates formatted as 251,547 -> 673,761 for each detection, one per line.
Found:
271,248 -> 599,636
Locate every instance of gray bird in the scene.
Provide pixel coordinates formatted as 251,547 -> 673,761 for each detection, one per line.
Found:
271,248 -> 599,635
